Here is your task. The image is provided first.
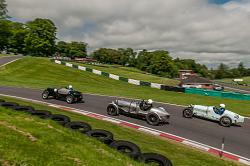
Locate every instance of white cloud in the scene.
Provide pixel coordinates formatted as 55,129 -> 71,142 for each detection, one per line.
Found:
6,0 -> 250,67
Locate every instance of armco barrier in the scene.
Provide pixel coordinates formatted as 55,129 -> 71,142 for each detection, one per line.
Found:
185,88 -> 250,100
52,60 -> 250,100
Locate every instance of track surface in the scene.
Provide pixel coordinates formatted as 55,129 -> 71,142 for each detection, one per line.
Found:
0,86 -> 249,159
0,55 -> 23,66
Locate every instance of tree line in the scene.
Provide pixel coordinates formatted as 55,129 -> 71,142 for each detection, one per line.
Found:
1,0 -> 249,79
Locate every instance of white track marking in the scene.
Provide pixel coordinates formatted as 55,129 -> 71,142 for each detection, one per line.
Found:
0,58 -> 21,68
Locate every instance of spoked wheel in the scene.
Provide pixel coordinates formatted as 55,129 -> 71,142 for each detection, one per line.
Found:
183,108 -> 193,118
66,95 -> 74,104
42,90 -> 49,99
219,116 -> 232,127
146,113 -> 160,126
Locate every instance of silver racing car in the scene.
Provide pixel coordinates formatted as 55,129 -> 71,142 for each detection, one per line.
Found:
107,99 -> 170,125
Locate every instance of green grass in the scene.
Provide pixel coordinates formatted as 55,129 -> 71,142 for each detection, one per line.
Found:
0,96 -> 243,166
0,57 -> 250,116
0,54 -> 12,58
221,77 -> 250,85
71,61 -> 179,86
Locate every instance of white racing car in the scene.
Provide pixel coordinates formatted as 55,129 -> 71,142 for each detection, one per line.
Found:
183,104 -> 244,127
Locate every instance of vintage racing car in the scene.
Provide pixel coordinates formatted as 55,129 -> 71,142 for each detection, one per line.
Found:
183,104 -> 244,127
107,99 -> 170,125
42,85 -> 84,104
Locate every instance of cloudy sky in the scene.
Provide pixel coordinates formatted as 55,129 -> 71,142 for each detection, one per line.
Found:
7,0 -> 250,68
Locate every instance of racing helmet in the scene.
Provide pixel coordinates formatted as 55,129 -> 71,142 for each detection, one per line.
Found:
219,104 -> 225,108
68,85 -> 73,89
147,99 -> 153,104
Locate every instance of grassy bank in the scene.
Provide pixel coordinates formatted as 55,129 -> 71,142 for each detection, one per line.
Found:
221,77 -> 250,85
0,96 -> 243,166
71,61 -> 179,86
0,57 -> 249,116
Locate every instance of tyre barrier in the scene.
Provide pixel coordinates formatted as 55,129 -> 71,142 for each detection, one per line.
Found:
109,140 -> 141,159
30,110 -> 52,119
65,121 -> 92,134
48,114 -> 71,126
139,153 -> 173,166
0,98 -> 173,166
86,129 -> 114,145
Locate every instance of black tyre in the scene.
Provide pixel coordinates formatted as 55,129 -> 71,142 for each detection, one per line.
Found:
107,104 -> 119,116
65,121 -> 92,133
183,108 -> 193,118
66,95 -> 74,104
0,99 -> 5,103
110,140 -> 141,159
42,90 -> 49,99
0,102 -> 19,108
49,114 -> 71,125
31,110 -> 52,119
12,106 -> 35,113
139,153 -> 173,166
86,129 -> 113,145
219,116 -> 232,127
146,113 -> 160,126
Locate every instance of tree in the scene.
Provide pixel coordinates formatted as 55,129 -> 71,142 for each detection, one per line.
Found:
214,63 -> 231,79
0,19 -> 11,50
136,49 -> 153,71
0,0 -> 8,19
147,50 -> 178,77
24,18 -> 57,56
8,22 -> 28,53
93,48 -> 122,64
237,62 -> 246,77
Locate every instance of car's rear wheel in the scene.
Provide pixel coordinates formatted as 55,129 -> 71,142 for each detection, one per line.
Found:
183,108 -> 193,118
66,95 -> 74,104
42,90 -> 49,99
219,116 -> 232,127
107,104 -> 119,116
146,113 -> 160,126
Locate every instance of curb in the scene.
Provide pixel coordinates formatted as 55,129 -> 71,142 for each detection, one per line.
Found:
0,93 -> 250,165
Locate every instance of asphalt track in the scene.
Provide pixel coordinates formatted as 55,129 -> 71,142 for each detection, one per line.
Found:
0,55 -> 23,67
0,86 -> 249,160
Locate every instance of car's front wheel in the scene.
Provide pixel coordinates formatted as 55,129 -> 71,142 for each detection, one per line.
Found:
66,95 -> 74,104
183,108 -> 193,118
107,104 -> 119,116
146,113 -> 160,126
219,116 -> 232,127
42,90 -> 49,99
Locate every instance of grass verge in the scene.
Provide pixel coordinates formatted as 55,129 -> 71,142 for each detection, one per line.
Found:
0,57 -> 249,116
70,61 -> 179,86
0,96 -> 244,166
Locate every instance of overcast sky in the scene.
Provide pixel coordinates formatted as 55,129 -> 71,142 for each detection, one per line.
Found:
7,0 -> 250,68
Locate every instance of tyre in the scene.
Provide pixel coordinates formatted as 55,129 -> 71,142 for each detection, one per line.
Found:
139,153 -> 173,166
49,114 -> 71,125
183,108 -> 193,118
0,99 -> 5,103
109,140 -> 141,159
0,102 -> 19,108
65,121 -> 92,134
107,104 -> 119,116
66,95 -> 74,104
146,113 -> 160,126
219,116 -> 232,127
12,106 -> 35,113
31,110 -> 52,119
42,90 -> 49,99
86,129 -> 113,145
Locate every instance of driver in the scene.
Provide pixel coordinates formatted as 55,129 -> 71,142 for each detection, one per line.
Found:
67,85 -> 73,91
140,99 -> 153,111
218,104 -> 226,115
